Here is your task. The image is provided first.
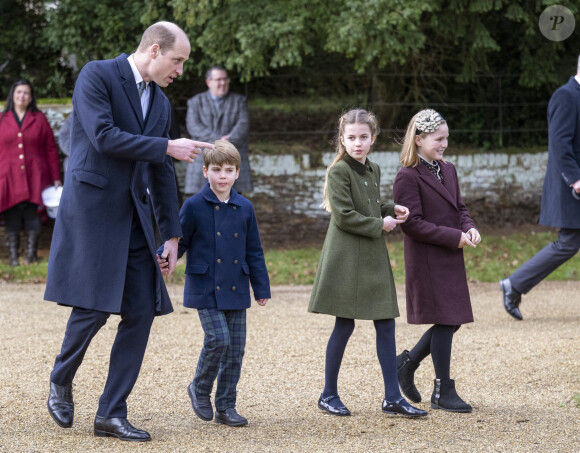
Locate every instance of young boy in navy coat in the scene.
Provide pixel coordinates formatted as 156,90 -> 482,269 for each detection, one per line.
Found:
159,140 -> 270,427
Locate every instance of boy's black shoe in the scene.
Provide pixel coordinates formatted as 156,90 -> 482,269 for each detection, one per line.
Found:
188,382 -> 213,421
215,408 -> 248,427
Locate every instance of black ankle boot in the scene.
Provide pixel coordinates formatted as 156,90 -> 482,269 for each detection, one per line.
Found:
25,231 -> 40,264
396,350 -> 421,403
431,379 -> 472,413
6,232 -> 20,267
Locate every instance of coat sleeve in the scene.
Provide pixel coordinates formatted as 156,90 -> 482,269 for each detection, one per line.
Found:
328,164 -> 384,239
185,95 -> 220,142
548,88 -> 580,186
451,165 -> 476,232
73,62 -> 168,163
245,204 -> 271,300
393,169 -> 462,249
226,96 -> 249,144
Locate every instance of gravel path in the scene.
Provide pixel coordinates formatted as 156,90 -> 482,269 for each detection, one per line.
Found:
0,281 -> 578,452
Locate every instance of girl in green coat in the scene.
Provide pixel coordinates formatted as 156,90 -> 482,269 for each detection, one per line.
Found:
308,109 -> 426,418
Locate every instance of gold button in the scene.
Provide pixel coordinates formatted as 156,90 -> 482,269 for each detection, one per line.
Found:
217,232 -> 221,237
216,286 -> 221,291
232,286 -> 236,291
215,206 -> 220,211
18,143 -> 23,148
217,259 -> 222,264
233,260 -> 238,264
19,154 -> 24,159
17,132 -> 22,137
234,233 -> 238,238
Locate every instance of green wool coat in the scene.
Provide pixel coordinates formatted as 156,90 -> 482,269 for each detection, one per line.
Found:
308,155 -> 400,320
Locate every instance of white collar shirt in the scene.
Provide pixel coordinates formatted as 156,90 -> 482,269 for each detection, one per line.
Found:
127,54 -> 150,119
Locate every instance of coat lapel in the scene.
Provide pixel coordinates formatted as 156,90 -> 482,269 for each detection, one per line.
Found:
19,111 -> 37,132
417,163 -> 458,210
143,84 -> 162,134
116,54 -> 144,129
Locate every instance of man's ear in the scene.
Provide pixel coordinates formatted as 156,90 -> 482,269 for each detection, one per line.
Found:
149,44 -> 160,59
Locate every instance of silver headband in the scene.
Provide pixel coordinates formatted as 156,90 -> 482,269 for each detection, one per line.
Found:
415,109 -> 445,133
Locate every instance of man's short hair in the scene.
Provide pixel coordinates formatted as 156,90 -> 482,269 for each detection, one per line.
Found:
204,140 -> 241,169
206,65 -> 228,80
137,22 -> 179,54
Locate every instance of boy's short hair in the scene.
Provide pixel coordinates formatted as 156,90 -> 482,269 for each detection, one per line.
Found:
203,140 -> 241,170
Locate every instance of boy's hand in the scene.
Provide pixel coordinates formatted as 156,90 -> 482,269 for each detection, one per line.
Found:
256,299 -> 269,306
156,254 -> 169,276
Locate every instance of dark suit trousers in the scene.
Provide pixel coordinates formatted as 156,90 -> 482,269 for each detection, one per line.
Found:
510,228 -> 580,294
50,211 -> 156,418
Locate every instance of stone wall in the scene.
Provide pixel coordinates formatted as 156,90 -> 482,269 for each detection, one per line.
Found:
1,107 -> 548,255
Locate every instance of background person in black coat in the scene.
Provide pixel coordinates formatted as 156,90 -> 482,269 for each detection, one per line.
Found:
500,56 -> 580,321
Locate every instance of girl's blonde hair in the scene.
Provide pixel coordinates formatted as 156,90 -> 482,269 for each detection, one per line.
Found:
400,109 -> 447,168
321,108 -> 379,212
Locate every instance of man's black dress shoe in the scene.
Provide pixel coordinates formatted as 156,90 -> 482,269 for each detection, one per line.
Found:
382,398 -> 428,417
187,382 -> 213,421
47,382 -> 74,428
500,278 -> 523,320
317,395 -> 351,416
94,415 -> 151,442
215,408 -> 248,427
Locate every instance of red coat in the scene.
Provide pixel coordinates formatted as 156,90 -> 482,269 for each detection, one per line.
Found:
393,161 -> 476,325
0,110 -> 60,212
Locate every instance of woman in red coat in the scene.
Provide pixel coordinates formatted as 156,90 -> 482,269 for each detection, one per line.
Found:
392,109 -> 481,413
0,79 -> 61,266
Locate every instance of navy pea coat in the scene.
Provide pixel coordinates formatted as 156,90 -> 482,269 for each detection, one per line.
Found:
44,54 -> 182,315
539,76 -> 580,228
177,183 -> 270,309
393,161 -> 475,325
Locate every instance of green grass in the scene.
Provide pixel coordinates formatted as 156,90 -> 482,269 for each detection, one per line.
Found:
2,231 -> 578,286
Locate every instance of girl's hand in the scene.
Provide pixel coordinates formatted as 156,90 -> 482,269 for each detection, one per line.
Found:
256,299 -> 269,306
458,232 -> 476,248
383,216 -> 404,232
466,228 -> 481,245
394,204 -> 410,222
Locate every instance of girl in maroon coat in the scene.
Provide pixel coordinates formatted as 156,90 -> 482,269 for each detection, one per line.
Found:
393,109 -> 481,413
0,79 -> 61,266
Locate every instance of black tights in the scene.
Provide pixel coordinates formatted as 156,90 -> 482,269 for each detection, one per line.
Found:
408,324 -> 460,380
3,202 -> 41,234
322,317 -> 401,401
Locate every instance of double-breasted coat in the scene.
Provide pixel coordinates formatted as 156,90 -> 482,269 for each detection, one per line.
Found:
44,54 -> 182,315
308,156 -> 400,320
185,91 -> 253,193
0,110 -> 60,212
175,183 -> 270,309
393,161 -> 475,325
539,76 -> 580,228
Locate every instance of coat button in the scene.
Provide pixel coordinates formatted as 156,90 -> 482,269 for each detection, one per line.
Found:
233,260 -> 238,264
18,143 -> 23,148
233,233 -> 238,238
17,132 -> 22,137
19,154 -> 24,159
217,259 -> 222,264
217,232 -> 221,237
232,286 -> 236,291
216,285 -> 221,291
233,206 -> 237,210
364,181 -> 368,186
20,165 -> 25,170
215,206 -> 220,211
377,199 -> 380,203
375,182 -> 378,187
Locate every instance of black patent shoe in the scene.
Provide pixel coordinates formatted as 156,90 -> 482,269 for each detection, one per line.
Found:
215,408 -> 248,427
187,382 -> 213,421
317,395 -> 351,416
94,415 -> 151,441
382,398 -> 428,417
47,382 -> 74,428
500,278 -> 523,320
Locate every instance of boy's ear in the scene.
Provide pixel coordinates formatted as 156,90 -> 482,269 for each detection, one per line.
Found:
235,169 -> 240,180
202,166 -> 208,179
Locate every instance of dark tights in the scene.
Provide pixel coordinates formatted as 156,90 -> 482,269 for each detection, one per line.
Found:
3,202 -> 41,234
408,324 -> 460,380
322,317 -> 401,402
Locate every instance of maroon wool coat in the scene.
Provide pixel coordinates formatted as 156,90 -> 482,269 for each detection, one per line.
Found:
0,110 -> 60,212
393,161 -> 475,325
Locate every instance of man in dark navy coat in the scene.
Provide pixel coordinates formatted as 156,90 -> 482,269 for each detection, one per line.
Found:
44,22 -> 213,441
500,56 -> 580,320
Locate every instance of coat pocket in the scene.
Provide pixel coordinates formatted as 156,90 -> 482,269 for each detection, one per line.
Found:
185,263 -> 209,295
239,263 -> 251,295
72,169 -> 109,189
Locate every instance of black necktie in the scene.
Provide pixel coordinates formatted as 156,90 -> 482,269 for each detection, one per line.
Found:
138,81 -> 146,98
